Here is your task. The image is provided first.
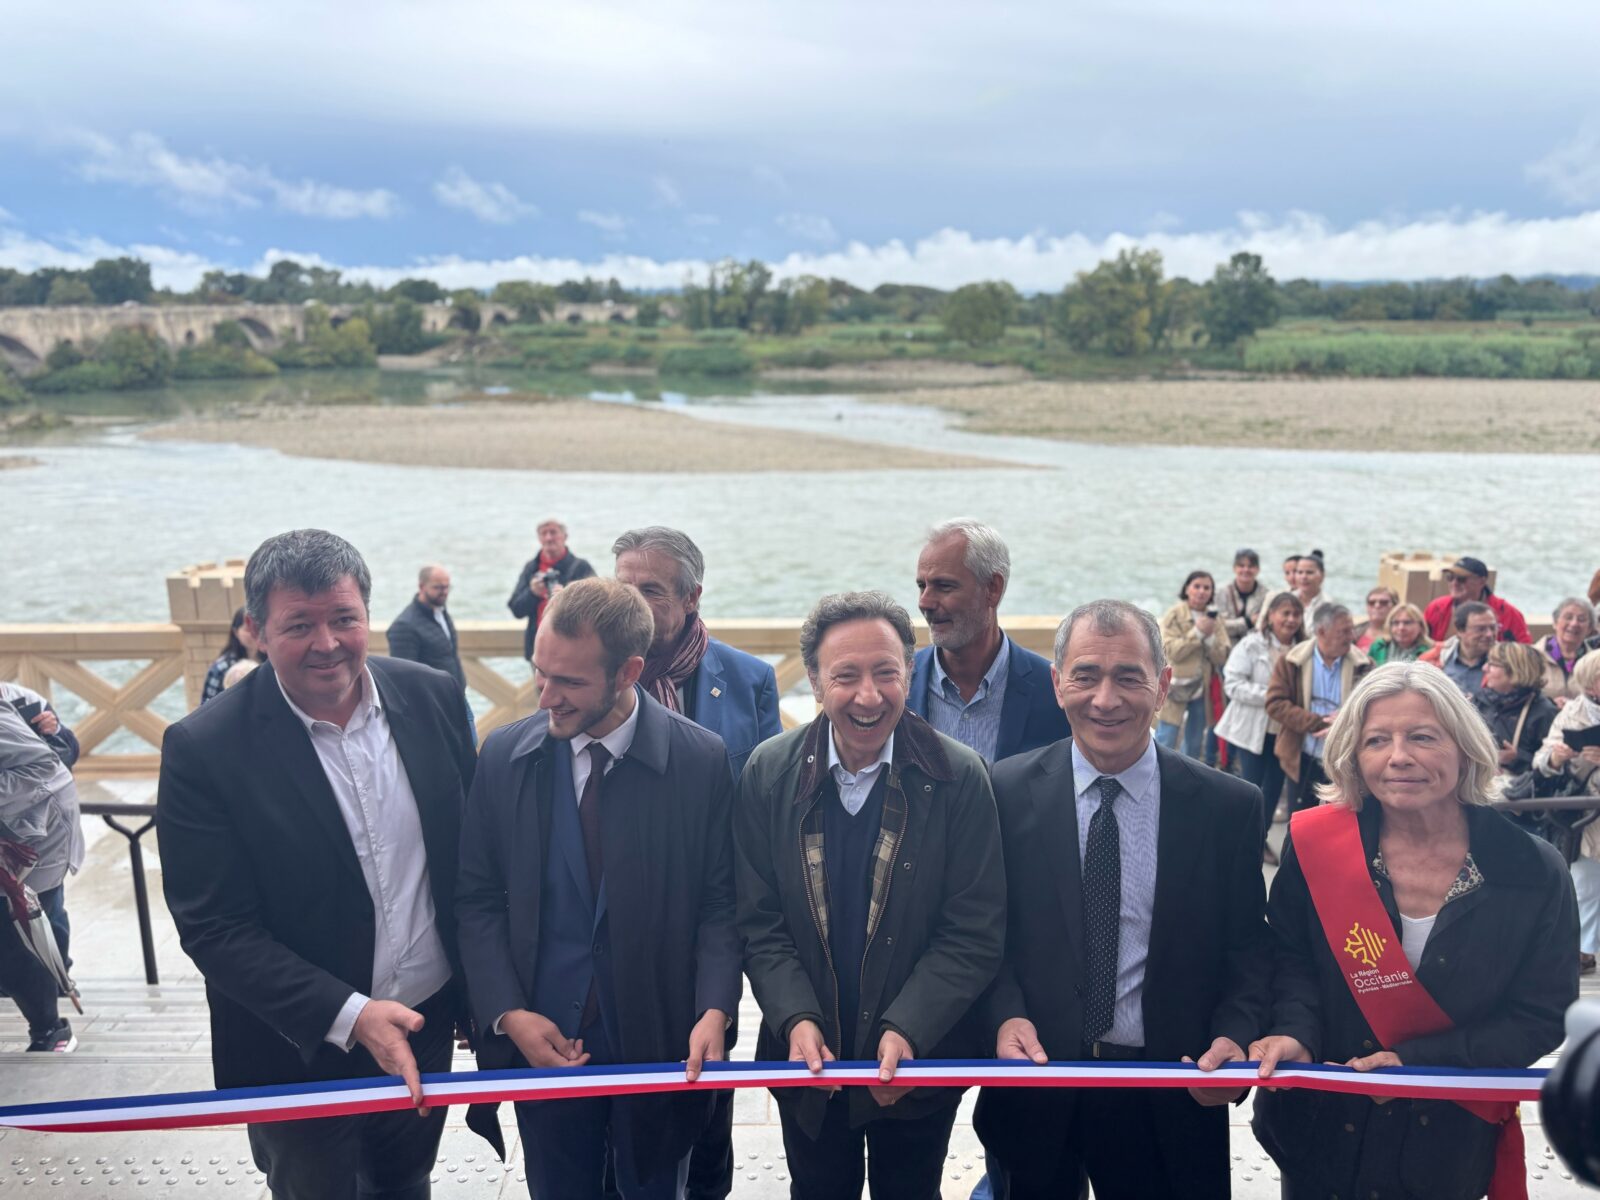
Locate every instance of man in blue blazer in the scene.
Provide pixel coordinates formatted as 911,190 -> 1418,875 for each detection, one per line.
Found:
909,519 -> 1069,766
612,525 -> 782,1200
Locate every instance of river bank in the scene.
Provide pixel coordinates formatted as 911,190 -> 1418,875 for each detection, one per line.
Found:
138,396 -> 1016,472
867,377 -> 1600,454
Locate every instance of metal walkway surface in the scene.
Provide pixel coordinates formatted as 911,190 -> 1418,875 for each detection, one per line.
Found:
0,783 -> 1591,1197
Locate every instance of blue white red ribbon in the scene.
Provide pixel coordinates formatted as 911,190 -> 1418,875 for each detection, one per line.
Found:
0,1060 -> 1544,1133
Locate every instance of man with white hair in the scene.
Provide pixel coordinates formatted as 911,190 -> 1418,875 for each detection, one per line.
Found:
909,518 -> 1069,764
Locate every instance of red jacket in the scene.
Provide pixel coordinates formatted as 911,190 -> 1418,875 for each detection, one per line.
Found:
1423,591 -> 1531,644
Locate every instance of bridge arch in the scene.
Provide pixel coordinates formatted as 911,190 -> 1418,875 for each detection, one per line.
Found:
0,333 -> 42,372
233,317 -> 275,350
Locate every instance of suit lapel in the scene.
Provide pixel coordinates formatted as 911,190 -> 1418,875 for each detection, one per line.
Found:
695,640 -> 728,735
251,664 -> 365,888
1039,743 -> 1083,971
996,639 -> 1029,761
1147,746 -> 1201,990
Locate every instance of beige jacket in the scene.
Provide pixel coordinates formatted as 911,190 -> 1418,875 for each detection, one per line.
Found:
1158,602 -> 1231,728
1265,639 -> 1374,782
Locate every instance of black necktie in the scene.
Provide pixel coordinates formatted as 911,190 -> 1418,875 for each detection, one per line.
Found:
1082,775 -> 1122,1044
578,742 -> 610,901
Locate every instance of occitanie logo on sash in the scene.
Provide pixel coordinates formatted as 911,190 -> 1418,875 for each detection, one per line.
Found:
1343,921 -> 1386,970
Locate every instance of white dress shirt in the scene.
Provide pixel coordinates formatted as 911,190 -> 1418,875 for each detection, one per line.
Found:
570,690 -> 641,799
827,730 -> 894,815
277,669 -> 452,1051
431,606 -> 451,639
1071,737 -> 1161,1047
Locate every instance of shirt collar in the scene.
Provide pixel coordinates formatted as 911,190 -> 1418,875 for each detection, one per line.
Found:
828,727 -> 895,785
931,633 -> 1011,698
277,666 -> 380,733
1071,736 -> 1159,805
571,687 -> 642,766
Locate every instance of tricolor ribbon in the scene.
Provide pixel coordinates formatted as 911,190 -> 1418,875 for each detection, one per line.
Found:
0,1060 -> 1544,1134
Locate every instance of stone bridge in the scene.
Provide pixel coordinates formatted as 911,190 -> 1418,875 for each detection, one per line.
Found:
0,304 -> 326,374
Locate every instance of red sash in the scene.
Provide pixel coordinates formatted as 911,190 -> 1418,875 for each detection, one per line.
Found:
1290,804 -> 1525,1200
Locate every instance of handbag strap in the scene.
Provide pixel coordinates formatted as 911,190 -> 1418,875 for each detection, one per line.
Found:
1511,696 -> 1534,754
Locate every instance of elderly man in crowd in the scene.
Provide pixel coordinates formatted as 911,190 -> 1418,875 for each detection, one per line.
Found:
612,525 -> 781,1200
1267,604 -> 1373,815
1421,599 -> 1500,699
387,565 -> 466,691
909,518 -> 1069,765
457,578 -> 740,1199
974,599 -> 1270,1199
509,519 -> 596,666
159,529 -> 487,1196
1423,556 -> 1530,644
736,591 -> 1005,1199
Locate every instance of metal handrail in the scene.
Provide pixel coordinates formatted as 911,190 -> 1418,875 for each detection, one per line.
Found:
79,800 -> 159,985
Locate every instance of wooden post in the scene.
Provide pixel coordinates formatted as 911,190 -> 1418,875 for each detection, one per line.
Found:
167,559 -> 249,711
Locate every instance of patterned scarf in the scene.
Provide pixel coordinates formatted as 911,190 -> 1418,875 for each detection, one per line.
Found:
639,613 -> 709,713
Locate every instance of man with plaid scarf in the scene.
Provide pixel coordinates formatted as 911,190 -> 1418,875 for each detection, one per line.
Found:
735,590 -> 1006,1200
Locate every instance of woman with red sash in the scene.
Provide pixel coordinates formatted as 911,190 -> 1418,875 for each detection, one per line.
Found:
1249,662 -> 1577,1200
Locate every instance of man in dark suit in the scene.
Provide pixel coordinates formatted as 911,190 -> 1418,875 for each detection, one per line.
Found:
386,564 -> 466,690
908,519 -> 1069,764
158,528 -> 484,1198
508,518 -> 596,664
612,525 -> 781,1200
974,598 -> 1270,1200
456,578 -> 740,1200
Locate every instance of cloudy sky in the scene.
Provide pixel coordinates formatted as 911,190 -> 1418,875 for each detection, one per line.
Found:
4,0 -> 1600,291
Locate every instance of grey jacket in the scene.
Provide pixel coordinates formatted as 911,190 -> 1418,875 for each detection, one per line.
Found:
0,703 -> 82,891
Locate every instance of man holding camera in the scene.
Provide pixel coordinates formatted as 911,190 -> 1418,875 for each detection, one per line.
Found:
509,519 -> 596,667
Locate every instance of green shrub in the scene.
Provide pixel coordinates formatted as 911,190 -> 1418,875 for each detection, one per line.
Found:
765,347 -> 837,369
659,345 -> 756,376
174,343 -> 279,380
620,343 -> 654,366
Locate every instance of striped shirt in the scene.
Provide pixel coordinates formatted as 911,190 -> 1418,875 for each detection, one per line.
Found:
1072,737 -> 1161,1048
925,636 -> 1012,763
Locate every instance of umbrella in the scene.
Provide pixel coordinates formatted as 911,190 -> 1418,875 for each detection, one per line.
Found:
1,837 -> 81,1014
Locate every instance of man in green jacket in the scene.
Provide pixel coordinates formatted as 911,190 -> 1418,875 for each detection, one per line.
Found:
735,590 -> 1006,1200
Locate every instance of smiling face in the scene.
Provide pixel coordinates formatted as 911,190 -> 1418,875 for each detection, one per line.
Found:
532,623 -> 640,740
1387,609 -> 1423,649
1233,559 -> 1259,591
916,533 -> 1002,651
1459,611 -> 1499,661
1448,570 -> 1487,602
1357,691 -> 1462,815
1365,590 -> 1394,625
1267,602 -> 1302,643
811,617 -> 908,772
1315,613 -> 1356,661
616,547 -> 698,654
1556,603 -> 1594,650
1053,619 -> 1170,775
250,576 -> 369,724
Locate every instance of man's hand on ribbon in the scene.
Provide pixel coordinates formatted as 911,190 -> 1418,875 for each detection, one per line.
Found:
1183,1037 -> 1248,1106
869,1029 -> 916,1107
787,1019 -> 839,1093
1249,1034 -> 1312,1091
353,1000 -> 430,1115
501,1009 -> 591,1070
1343,1048 -> 1403,1104
995,1017 -> 1049,1065
684,1009 -> 728,1083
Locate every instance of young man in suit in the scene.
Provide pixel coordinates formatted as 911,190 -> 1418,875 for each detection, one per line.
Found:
612,526 -> 782,1200
158,528 -> 484,1198
908,519 -> 1069,764
456,578 -> 741,1199
974,599 -> 1271,1200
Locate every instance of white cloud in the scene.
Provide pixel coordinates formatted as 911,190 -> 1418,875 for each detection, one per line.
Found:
9,207 -> 1600,296
0,206 -> 14,223
1527,121 -> 1600,207
652,175 -> 683,208
577,209 -> 629,239
432,166 -> 538,224
68,129 -> 397,219
776,212 -> 839,244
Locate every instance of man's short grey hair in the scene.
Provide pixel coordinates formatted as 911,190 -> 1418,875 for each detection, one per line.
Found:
612,526 -> 704,599
1053,599 -> 1166,675
799,591 -> 916,675
244,529 -> 371,627
925,518 -> 1010,592
1553,596 -> 1596,626
1313,603 -> 1352,632
537,518 -> 568,534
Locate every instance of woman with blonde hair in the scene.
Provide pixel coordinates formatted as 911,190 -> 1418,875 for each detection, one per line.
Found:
1251,663 -> 1576,1200
1365,601 -> 1431,665
1474,641 -> 1558,776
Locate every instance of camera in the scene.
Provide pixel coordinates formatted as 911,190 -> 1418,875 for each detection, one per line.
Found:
1205,606 -> 1219,619
1542,998 -> 1600,1185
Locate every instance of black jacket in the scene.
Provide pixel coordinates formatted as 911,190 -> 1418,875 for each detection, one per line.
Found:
1253,803 -> 1577,1200
386,597 -> 466,690
1474,686 -> 1557,776
507,551 -> 596,659
455,689 -> 740,1180
735,711 -> 1006,1135
973,739 -> 1271,1199
157,658 -> 477,1091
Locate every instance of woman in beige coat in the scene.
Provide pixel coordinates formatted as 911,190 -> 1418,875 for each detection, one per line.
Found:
1156,570 -> 1232,760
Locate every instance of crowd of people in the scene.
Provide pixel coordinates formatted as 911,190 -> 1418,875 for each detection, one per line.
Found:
3,521 -> 1598,1200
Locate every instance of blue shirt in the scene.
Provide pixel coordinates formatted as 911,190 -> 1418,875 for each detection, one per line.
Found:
1307,651 -> 1345,761
1071,737 -> 1160,1047
925,636 -> 1012,763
